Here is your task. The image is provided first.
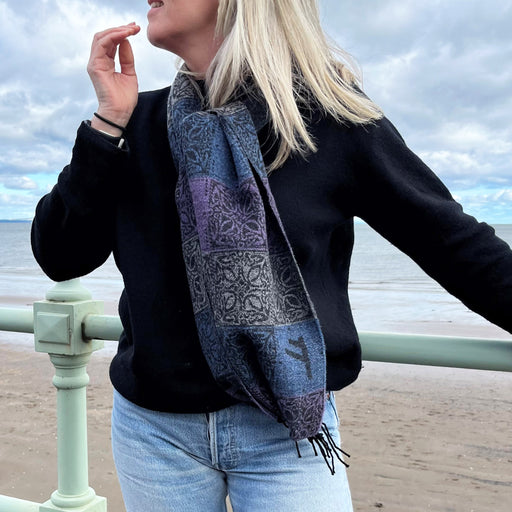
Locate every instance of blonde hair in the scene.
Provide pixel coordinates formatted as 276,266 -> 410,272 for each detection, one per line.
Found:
206,0 -> 383,171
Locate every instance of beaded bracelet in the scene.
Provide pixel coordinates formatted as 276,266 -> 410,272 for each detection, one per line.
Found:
93,112 -> 126,134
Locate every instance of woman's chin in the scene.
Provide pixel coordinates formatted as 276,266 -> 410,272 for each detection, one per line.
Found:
147,26 -> 159,46
147,25 -> 169,50
147,29 -> 182,55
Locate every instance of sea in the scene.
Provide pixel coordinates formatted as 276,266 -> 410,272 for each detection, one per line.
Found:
1,221 -> 511,351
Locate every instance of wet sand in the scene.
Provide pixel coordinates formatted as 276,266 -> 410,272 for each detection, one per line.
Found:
1,330 -> 511,511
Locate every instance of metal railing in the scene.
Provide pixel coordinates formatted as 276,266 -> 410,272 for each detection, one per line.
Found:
0,278 -> 511,511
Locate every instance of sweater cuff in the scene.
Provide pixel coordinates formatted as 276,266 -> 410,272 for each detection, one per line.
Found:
85,119 -> 125,148
57,121 -> 130,215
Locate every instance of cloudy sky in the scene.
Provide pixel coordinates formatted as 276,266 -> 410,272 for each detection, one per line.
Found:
0,0 -> 511,222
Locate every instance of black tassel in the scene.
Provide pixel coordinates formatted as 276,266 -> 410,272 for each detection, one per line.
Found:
306,423 -> 350,475
321,423 -> 351,463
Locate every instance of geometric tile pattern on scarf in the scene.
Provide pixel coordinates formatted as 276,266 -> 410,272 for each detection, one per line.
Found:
206,250 -> 273,325
269,251 -> 314,323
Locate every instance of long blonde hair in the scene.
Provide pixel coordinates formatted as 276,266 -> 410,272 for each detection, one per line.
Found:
206,0 -> 382,171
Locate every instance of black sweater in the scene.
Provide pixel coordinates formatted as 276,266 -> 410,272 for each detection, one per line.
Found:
31,87 -> 512,413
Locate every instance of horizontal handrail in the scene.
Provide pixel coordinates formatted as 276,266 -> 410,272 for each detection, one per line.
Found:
82,314 -> 123,341
0,495 -> 40,512
360,331 -> 512,372
0,307 -> 34,334
1,305 -> 511,372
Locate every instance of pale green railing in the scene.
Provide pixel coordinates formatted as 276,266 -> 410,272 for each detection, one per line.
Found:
0,278 -> 511,511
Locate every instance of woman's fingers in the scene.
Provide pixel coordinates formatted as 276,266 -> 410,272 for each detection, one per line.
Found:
87,24 -> 141,130
92,23 -> 140,48
97,25 -> 141,54
88,24 -> 140,72
119,39 -> 136,77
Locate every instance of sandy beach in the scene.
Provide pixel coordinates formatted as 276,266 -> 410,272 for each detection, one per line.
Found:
1,326 -> 511,512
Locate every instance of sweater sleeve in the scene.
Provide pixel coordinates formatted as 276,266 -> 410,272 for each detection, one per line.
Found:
31,121 -> 129,282
350,117 -> 512,334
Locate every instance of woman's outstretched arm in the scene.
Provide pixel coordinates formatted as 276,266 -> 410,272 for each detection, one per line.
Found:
350,117 -> 512,334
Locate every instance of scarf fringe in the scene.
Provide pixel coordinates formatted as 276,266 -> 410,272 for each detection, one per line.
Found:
295,423 -> 350,475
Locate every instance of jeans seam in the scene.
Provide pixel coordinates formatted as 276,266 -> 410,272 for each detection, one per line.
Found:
327,392 -> 340,425
208,411 -> 219,467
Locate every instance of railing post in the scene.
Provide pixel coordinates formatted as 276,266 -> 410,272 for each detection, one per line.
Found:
34,279 -> 107,512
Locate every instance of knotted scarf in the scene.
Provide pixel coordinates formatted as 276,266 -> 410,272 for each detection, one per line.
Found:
167,71 -> 326,441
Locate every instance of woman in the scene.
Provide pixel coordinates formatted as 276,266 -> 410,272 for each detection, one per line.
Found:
31,1 -> 512,511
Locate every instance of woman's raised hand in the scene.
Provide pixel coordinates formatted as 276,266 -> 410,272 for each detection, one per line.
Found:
87,23 -> 141,136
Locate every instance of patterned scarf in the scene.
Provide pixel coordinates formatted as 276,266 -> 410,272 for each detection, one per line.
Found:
167,71 -> 326,441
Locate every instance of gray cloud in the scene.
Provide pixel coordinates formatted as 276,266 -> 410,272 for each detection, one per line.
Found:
0,0 -> 511,221
1,176 -> 38,190
320,0 -> 512,213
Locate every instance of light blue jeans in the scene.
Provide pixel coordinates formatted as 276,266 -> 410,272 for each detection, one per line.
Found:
111,390 -> 353,511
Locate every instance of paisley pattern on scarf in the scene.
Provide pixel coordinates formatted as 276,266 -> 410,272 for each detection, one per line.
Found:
190,177 -> 267,251
168,71 -> 326,440
277,389 -> 327,440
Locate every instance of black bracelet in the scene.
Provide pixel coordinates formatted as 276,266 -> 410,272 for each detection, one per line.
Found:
93,112 -> 126,134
